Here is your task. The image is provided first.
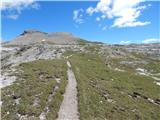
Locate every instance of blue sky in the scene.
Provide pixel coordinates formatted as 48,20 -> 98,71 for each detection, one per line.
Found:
1,0 -> 160,44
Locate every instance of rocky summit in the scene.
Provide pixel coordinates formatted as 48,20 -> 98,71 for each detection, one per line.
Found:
6,30 -> 79,45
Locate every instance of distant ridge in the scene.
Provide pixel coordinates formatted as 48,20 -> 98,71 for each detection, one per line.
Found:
7,29 -> 80,45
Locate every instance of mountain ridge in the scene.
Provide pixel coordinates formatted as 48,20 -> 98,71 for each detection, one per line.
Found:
6,29 -> 80,45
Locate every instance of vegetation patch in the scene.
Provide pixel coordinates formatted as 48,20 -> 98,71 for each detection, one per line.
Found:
1,59 -> 67,120
69,53 -> 160,120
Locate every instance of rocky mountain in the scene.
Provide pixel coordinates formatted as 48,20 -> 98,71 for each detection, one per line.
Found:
6,29 -> 80,45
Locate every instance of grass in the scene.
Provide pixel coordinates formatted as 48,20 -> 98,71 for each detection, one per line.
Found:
78,39 -> 92,45
144,61 -> 160,74
1,46 -> 160,120
106,52 -> 160,74
69,52 -> 160,120
1,59 -> 67,120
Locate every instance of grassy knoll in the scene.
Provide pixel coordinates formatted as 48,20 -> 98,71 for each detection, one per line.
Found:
69,53 -> 160,120
1,59 -> 67,120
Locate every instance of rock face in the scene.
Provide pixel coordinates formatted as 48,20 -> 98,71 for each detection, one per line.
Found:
1,43 -> 83,68
7,30 -> 79,45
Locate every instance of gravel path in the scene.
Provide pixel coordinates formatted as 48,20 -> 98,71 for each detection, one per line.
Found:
57,61 -> 79,120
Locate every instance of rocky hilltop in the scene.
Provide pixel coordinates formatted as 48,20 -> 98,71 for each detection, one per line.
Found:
6,29 -> 80,45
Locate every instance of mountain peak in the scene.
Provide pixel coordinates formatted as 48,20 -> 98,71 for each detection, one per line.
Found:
7,29 -> 80,45
20,29 -> 46,36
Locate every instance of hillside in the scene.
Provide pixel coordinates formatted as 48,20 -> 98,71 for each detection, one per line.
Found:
1,31 -> 160,120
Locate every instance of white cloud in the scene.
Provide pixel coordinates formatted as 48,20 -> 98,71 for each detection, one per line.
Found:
73,9 -> 84,24
86,0 -> 150,28
112,20 -> 150,28
86,7 -> 95,16
6,14 -> 19,20
142,38 -> 160,44
101,15 -> 106,19
1,0 -> 36,10
1,0 -> 40,20
96,17 -> 101,21
102,25 -> 107,30
120,40 -> 131,44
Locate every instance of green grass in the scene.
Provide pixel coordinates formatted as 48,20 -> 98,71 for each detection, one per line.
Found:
78,39 -> 92,45
144,61 -> 160,74
1,59 -> 67,120
69,53 -> 160,120
1,48 -> 160,120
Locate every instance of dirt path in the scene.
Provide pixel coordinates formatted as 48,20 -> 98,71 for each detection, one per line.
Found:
57,61 -> 79,120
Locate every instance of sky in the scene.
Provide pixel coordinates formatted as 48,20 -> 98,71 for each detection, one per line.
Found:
1,0 -> 160,44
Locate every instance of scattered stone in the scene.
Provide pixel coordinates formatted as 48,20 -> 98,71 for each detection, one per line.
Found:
114,68 -> 125,72
129,92 -> 160,106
